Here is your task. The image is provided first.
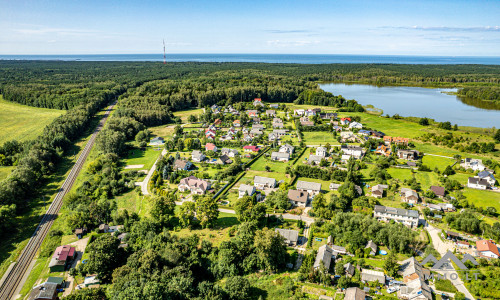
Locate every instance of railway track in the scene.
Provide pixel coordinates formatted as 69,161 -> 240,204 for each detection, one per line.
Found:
0,101 -> 116,300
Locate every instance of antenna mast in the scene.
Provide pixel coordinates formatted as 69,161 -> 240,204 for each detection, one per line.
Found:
163,39 -> 166,64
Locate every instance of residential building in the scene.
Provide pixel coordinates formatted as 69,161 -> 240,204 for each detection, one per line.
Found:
221,148 -> 239,157
476,240 -> 500,259
272,120 -> 284,128
287,189 -> 308,207
316,146 -> 328,157
400,188 -> 419,204
238,184 -> 256,198
373,205 -> 419,228
314,245 -> 334,270
375,144 -> 391,157
213,118 -> 222,126
254,176 -> 277,189
358,129 -> 371,136
398,257 -> 432,300
83,275 -> 100,288
268,132 -> 279,142
308,154 -> 324,165
333,125 -> 343,132
191,150 -> 206,162
330,244 -> 348,255
149,136 -> 165,146
430,186 -> 445,198
205,143 -> 218,152
49,245 -> 76,272
273,129 -> 288,136
340,117 -> 351,125
296,180 -> 321,196
253,98 -> 264,107
365,240 -> 377,256
461,158 -> 486,171
340,145 -> 363,159
384,136 -> 409,145
250,128 -> 263,136
205,129 -> 216,139
219,155 -> 233,165
397,149 -> 419,160
344,287 -> 365,300
271,151 -> 290,162
174,159 -> 193,171
243,145 -> 260,152
361,269 -> 385,284
468,177 -> 490,190
349,121 -> 363,129
279,144 -> 294,154
478,170 -> 496,186
340,131 -> 357,142
246,110 -> 258,117
294,109 -> 305,116
265,109 -> 276,117
371,184 -> 387,198
233,119 -> 241,127
275,228 -> 299,246
320,112 -> 337,120
344,262 -> 355,277
28,282 -> 58,300
329,183 -> 341,191
178,176 -> 211,195
300,117 -> 314,126
270,103 -> 279,109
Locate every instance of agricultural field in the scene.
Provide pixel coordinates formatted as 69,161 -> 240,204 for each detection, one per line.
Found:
460,188 -> 500,211
173,108 -> 204,121
0,96 -> 64,143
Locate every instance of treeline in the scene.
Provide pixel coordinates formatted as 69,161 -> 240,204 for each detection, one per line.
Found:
295,89 -> 364,112
458,86 -> 500,102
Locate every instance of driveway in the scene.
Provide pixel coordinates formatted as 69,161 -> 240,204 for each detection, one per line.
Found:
140,148 -> 166,195
63,237 -> 90,297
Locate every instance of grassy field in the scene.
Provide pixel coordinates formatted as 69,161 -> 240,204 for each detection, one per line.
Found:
124,146 -> 162,170
0,96 -> 64,143
302,131 -> 340,144
173,212 -> 239,246
173,108 -> 204,121
251,155 -> 291,174
421,155 -> 455,171
461,188 -> 500,211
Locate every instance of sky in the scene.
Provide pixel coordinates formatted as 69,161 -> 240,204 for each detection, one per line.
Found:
0,0 -> 499,56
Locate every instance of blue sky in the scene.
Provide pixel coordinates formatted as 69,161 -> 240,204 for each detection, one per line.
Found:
1,0 -> 499,55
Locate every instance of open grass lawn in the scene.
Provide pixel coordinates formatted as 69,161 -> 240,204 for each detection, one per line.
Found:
251,155 -> 291,174
0,166 -> 14,181
0,96 -> 64,143
378,198 -> 405,209
173,212 -> 238,246
302,131 -> 340,145
460,188 -> 500,211
421,155 -> 455,171
124,146 -> 162,170
238,170 -> 290,186
414,171 -> 440,190
148,125 -> 175,139
387,168 -> 413,182
173,108 -> 204,121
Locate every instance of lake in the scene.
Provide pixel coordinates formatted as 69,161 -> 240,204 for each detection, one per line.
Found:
319,83 -> 500,128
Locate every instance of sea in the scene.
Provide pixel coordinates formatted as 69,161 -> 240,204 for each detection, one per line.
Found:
1,54 -> 500,65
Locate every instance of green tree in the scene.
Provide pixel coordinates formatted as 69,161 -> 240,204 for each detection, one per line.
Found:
150,195 -> 176,224
196,196 -> 219,228
384,251 -> 399,277
174,124 -> 184,136
253,228 -> 287,271
224,276 -> 251,300
495,129 -> 500,143
81,235 -> 124,282
62,287 -> 108,300
419,118 -> 430,126
177,201 -> 196,228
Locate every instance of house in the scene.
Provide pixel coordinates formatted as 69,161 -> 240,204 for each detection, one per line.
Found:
361,269 -> 385,284
397,149 -> 419,160
271,151 -> 290,162
344,262 -> 355,277
233,119 -> 241,127
365,240 -> 378,256
272,119 -> 284,128
296,180 -> 321,196
373,205 -> 419,228
468,177 -> 490,190
49,245 -> 76,272
268,132 -> 279,142
349,121 -> 363,129
375,144 -> 391,157
340,131 -> 357,142
219,155 -> 233,165
75,228 -> 86,239
253,98 -> 264,107
344,287 -> 365,300
28,282 -> 58,300
205,129 -> 216,139
270,103 -> 279,109
333,125 -> 343,132
149,136 -> 165,146
238,184 -> 256,198
252,117 -> 261,124
308,154 -> 324,165
316,146 -> 328,157
219,135 -> 233,141
340,117 -> 351,125
178,176 -> 211,195
430,186 -> 445,198
371,131 -> 385,138
98,224 -> 123,233
243,134 -> 253,142
329,183 -> 341,191
457,241 -> 470,248
314,245 -> 334,270
254,176 -> 277,189
192,150 -> 206,162
273,129 -> 288,137
279,144 -> 294,154
358,129 -> 371,136
83,275 -> 100,288
384,136 -> 409,145
320,112 -> 337,120
478,170 -> 496,186
213,118 -> 222,126
330,244 -> 348,255
371,184 -> 388,198
265,110 -> 276,117
210,104 -> 219,112
400,188 -> 419,204
398,257 -> 432,300
287,189 -> 308,207
205,143 -> 218,152
174,159 -> 193,171
275,228 -> 299,246
300,117 -> 314,126
340,145 -> 363,159
250,128 -> 263,136
461,158 -> 486,171
428,204 -> 442,211
246,110 -> 258,117
437,202 -> 455,212
476,240 -> 500,259
221,148 -> 239,157
243,145 -> 260,152
294,109 -> 305,116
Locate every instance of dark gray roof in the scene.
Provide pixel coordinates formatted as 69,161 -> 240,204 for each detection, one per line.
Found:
254,176 -> 276,186
275,228 -> 299,243
365,240 -> 377,253
344,262 -> 355,276
374,205 -> 419,218
29,282 -> 57,300
344,287 -> 365,300
468,177 -> 490,186
287,189 -> 308,203
314,245 -> 334,269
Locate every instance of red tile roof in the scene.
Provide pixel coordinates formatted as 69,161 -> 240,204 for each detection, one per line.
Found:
205,143 -> 217,151
53,245 -> 75,262
243,145 -> 260,152
476,239 -> 500,257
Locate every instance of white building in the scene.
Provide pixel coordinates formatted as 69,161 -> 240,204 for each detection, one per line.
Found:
461,158 -> 486,171
373,205 -> 419,228
254,176 -> 277,189
316,146 -> 328,157
468,177 -> 490,190
340,145 -> 363,159
238,184 -> 256,198
348,121 -> 363,129
296,180 -> 321,196
271,151 -> 290,162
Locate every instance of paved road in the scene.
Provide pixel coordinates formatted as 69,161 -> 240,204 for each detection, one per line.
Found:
0,102 -> 116,300
426,224 -> 475,300
140,148 -> 166,195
